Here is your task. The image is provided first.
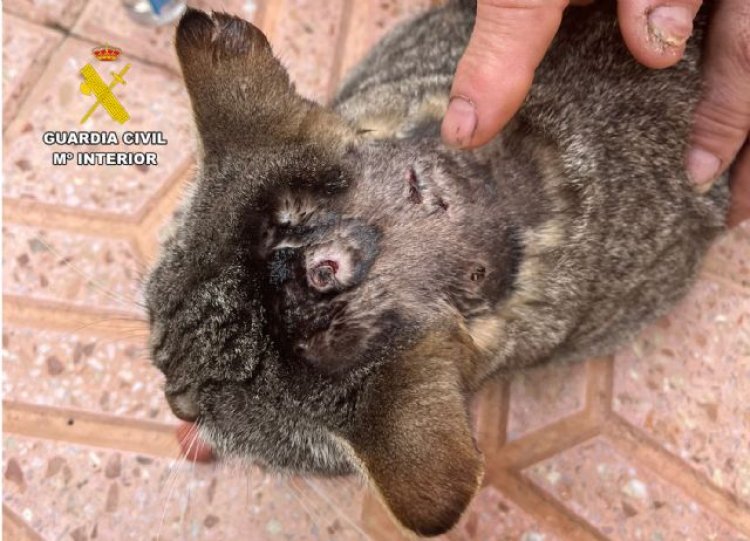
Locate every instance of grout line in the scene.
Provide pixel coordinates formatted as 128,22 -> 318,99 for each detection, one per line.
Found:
3,198 -> 140,236
604,414 -> 750,536
3,401 -> 180,459
492,409 -> 600,471
1,14 -> 68,132
3,295 -> 147,336
4,37 -> 83,132
487,469 -> 607,541
359,490 -> 411,541
473,377 -> 509,461
68,0 -> 94,38
67,3 -> 183,77
584,356 -> 614,422
2,504 -> 46,541
133,164 -> 193,263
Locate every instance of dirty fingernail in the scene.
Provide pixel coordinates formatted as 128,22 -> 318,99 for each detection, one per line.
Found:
648,5 -> 694,48
686,147 -> 721,188
444,96 -> 477,148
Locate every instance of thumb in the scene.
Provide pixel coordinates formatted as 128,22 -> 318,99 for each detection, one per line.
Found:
442,0 -> 569,149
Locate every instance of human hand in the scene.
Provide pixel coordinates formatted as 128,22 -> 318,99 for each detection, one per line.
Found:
442,0 -> 750,226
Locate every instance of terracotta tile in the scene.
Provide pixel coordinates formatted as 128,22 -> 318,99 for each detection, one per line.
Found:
452,487 -> 559,540
3,435 -> 368,540
3,37 -> 193,218
3,0 -> 88,29
507,361 -> 588,441
3,224 -> 144,314
5,1 -> 750,539
265,0 -> 347,102
72,0 -> 261,72
704,221 -> 750,290
525,437 -> 748,540
2,326 -> 173,422
360,485 -> 559,541
3,14 -> 64,126
613,278 -> 750,503
339,0 -> 435,79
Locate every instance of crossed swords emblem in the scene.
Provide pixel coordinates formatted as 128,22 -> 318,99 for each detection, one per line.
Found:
79,63 -> 132,125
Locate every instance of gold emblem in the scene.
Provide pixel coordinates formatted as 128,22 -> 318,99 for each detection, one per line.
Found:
79,63 -> 131,125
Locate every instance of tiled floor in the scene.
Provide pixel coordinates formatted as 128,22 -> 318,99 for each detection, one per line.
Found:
2,1 -> 749,540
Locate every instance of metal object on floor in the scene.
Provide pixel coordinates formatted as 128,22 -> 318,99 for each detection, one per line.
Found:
122,0 -> 186,26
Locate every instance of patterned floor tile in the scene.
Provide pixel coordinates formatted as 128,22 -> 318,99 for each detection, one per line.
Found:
3,435 -> 368,540
2,326 -> 172,423
3,37 -> 193,218
614,278 -> 750,503
72,0 -> 261,72
3,0 -> 88,30
265,0 -> 347,102
3,14 -> 64,127
525,437 -> 749,541
704,221 -> 750,290
3,224 -> 144,314
452,487 -> 558,541
507,361 -> 588,441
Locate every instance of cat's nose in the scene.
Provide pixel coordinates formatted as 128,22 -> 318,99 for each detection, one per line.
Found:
165,387 -> 200,422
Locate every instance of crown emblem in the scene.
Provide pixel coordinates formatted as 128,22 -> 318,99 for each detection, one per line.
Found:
92,44 -> 121,62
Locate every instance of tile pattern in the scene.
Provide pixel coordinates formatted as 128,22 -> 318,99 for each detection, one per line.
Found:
3,38 -> 194,219
3,14 -> 64,127
3,1 -> 750,540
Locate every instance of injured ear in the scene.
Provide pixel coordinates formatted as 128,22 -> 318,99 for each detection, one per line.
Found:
347,332 -> 483,537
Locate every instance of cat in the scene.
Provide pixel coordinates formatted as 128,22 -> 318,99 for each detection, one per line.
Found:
145,1 -> 728,536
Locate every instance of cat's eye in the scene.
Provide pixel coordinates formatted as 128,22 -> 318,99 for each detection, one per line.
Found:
308,260 -> 339,291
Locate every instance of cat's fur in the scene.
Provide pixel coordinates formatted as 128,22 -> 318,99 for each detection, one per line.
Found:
145,1 -> 728,536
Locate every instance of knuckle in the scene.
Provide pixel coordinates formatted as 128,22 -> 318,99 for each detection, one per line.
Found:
723,0 -> 750,74
692,99 -> 749,158
734,31 -> 750,75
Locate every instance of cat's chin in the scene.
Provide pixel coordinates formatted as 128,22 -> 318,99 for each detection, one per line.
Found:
176,421 -> 215,463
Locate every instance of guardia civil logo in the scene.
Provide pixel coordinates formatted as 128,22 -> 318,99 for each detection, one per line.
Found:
80,44 -> 132,125
44,41 -> 169,167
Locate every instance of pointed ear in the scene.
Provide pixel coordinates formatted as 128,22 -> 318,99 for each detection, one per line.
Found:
175,9 -> 353,152
348,332 -> 483,537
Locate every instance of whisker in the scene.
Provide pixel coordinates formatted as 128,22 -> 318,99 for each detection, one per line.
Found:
157,423 -> 197,540
302,477 -> 373,540
67,315 -> 147,335
29,236 -> 146,309
285,477 -> 328,533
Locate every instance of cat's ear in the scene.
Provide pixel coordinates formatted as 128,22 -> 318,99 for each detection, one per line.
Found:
347,332 -> 483,537
175,9 -> 353,152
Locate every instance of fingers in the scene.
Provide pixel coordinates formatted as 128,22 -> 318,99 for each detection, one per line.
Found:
686,0 -> 750,206
617,0 -> 703,68
728,143 -> 750,227
441,0 -> 569,149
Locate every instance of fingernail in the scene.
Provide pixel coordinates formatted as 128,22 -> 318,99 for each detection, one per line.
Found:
647,5 -> 694,48
444,96 -> 477,148
686,147 -> 721,187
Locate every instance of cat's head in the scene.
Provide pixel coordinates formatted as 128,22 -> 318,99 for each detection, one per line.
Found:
145,10 -> 487,536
